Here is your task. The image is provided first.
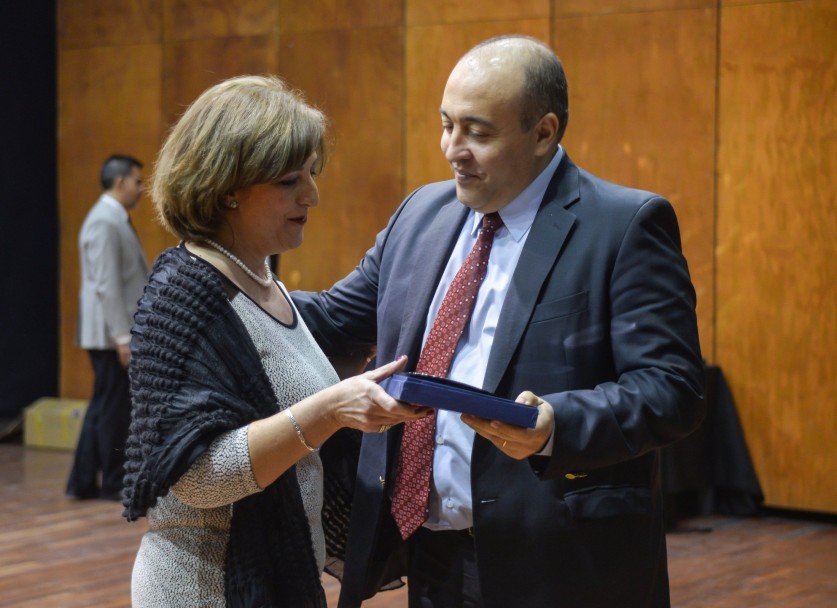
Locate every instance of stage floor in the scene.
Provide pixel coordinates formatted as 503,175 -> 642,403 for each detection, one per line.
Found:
0,442 -> 834,607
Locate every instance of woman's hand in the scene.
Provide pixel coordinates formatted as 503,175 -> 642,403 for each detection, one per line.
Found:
248,356 -> 429,488
324,355 -> 430,433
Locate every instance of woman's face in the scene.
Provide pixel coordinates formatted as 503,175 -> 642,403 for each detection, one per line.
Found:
233,153 -> 320,255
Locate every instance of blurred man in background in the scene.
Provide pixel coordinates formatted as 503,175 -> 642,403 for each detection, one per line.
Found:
66,154 -> 147,501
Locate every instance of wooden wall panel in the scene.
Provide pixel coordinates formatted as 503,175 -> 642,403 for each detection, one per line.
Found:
57,0 -> 163,49
164,0 -> 277,40
722,0 -> 789,6
716,0 -> 837,513
276,28 -> 404,291
404,20 -> 551,193
277,0 -> 401,31
553,8 -> 718,361
58,45 -> 163,398
407,0 -> 548,26
54,0 -> 836,515
554,0 -> 715,16
162,36 -> 279,127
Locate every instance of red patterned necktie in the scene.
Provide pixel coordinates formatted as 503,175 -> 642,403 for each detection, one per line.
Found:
390,212 -> 503,540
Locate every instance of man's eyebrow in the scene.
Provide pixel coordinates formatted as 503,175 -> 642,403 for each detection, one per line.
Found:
439,108 -> 495,128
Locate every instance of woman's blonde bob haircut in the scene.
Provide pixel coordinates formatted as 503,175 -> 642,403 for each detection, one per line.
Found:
151,75 -> 327,241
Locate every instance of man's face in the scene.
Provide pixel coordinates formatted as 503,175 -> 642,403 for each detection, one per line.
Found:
116,166 -> 144,210
440,60 -> 544,213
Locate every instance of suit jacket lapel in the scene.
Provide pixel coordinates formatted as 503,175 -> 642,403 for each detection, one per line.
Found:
395,200 -> 469,365
483,157 -> 581,393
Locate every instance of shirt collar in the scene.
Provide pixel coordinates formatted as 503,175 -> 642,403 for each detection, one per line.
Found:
469,146 -> 565,241
101,193 -> 129,221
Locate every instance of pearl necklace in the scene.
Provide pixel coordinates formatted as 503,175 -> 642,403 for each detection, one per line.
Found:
203,239 -> 273,287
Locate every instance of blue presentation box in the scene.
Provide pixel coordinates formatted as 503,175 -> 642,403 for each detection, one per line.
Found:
379,373 -> 538,428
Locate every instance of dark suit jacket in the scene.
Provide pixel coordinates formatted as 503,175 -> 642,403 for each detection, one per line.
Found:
293,155 -> 705,608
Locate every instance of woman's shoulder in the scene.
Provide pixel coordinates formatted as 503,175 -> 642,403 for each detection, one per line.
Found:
151,245 -> 226,293
137,245 -> 233,336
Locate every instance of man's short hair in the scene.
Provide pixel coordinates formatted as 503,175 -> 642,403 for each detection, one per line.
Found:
470,36 -> 569,142
100,155 -> 143,190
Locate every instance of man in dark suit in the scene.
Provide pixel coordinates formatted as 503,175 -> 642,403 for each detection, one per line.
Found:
294,35 -> 705,607
66,154 -> 148,501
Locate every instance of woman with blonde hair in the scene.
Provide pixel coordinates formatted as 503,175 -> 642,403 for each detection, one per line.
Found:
122,75 -> 426,607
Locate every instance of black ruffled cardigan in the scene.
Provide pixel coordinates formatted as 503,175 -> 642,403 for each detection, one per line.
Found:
122,245 -> 355,607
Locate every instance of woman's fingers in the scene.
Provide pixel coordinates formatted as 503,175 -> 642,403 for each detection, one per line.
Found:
331,356 -> 435,433
363,354 -> 408,382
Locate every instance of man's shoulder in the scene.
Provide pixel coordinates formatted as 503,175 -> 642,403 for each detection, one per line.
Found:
407,179 -> 458,205
556,164 -> 671,230
575,165 -> 662,207
560,162 -> 682,247
80,197 -> 124,231
380,179 -> 460,231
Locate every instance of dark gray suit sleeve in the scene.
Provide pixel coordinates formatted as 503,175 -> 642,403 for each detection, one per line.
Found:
291,218 -> 392,357
292,187 -> 428,359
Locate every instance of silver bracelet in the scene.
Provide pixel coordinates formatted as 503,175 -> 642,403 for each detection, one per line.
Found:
284,408 -> 318,452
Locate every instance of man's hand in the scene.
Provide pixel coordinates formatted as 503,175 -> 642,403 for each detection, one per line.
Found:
116,343 -> 131,369
461,391 -> 554,459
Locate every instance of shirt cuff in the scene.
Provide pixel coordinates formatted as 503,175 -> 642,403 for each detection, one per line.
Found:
535,428 -> 555,457
114,334 -> 131,346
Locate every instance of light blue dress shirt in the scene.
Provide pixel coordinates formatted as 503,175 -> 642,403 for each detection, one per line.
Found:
423,148 -> 564,531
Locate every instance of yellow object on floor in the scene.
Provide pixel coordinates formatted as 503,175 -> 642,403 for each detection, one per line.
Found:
23,398 -> 88,450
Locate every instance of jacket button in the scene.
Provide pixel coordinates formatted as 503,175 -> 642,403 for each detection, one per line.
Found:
565,472 -> 588,480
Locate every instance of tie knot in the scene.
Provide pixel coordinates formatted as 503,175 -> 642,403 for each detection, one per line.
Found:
482,212 -> 503,235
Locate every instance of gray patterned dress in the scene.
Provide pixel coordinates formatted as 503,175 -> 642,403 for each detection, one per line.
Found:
131,282 -> 339,606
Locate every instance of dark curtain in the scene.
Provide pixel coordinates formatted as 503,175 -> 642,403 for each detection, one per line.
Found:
0,3 -> 58,423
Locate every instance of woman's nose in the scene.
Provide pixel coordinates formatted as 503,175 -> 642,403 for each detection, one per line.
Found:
301,177 -> 319,207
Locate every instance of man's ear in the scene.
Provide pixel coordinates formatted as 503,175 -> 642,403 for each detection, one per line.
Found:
534,112 -> 560,155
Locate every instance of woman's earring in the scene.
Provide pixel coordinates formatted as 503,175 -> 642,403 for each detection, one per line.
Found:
227,200 -> 239,209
